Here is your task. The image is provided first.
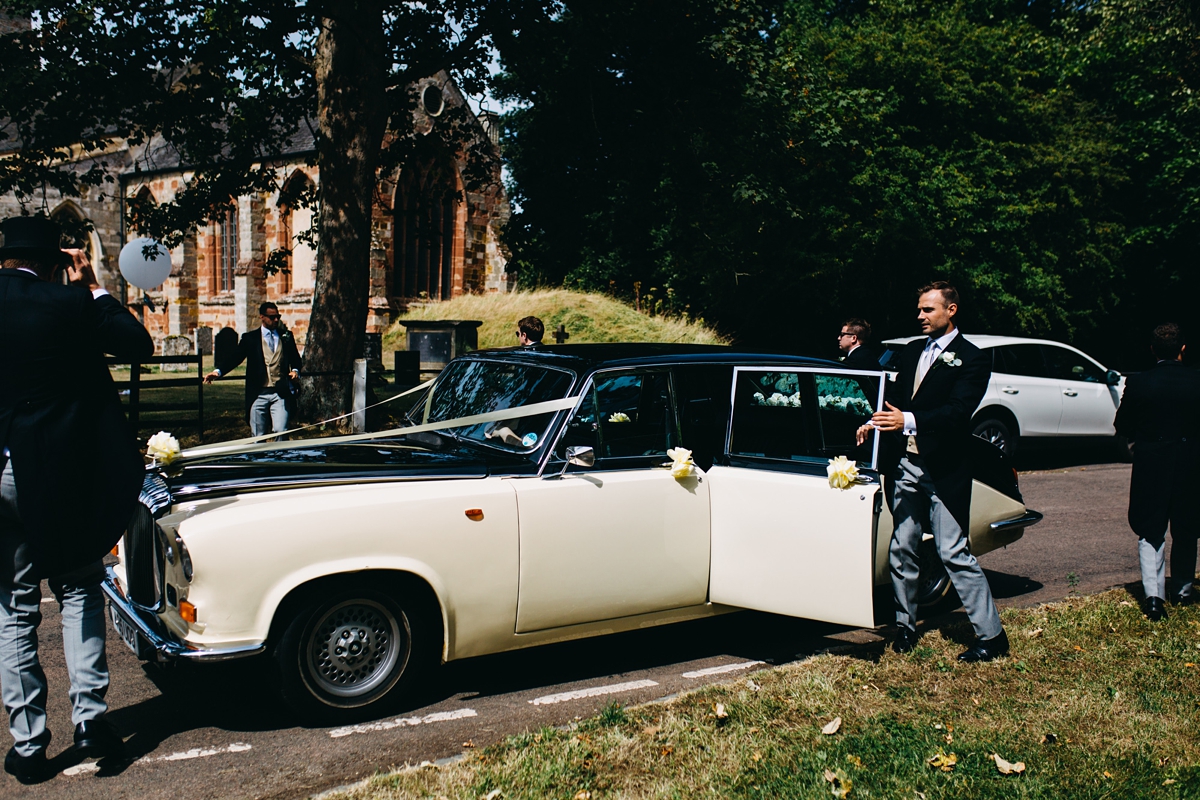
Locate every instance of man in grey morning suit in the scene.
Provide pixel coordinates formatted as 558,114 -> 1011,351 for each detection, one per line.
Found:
857,281 -> 1008,662
0,216 -> 154,782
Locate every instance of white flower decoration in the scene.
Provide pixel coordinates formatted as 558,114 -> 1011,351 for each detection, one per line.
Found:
666,447 -> 695,479
146,431 -> 181,465
608,412 -> 631,423
826,455 -> 860,490
941,351 -> 963,367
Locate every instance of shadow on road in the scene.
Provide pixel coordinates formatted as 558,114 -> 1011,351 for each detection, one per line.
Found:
1013,439 -> 1128,472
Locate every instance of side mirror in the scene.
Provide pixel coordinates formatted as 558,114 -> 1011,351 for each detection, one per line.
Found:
566,446 -> 595,467
1105,369 -> 1121,386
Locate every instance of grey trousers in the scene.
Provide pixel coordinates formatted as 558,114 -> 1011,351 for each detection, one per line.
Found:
0,461 -> 109,756
250,391 -> 289,437
891,454 -> 1003,640
1139,537 -> 1168,601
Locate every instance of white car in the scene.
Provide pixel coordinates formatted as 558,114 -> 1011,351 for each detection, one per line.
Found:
104,345 -> 1041,722
881,335 -> 1125,457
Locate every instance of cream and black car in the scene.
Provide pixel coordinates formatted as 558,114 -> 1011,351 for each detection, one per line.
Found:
105,345 -> 1042,722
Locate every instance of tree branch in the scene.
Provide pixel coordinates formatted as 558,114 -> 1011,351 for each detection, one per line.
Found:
390,23 -> 488,87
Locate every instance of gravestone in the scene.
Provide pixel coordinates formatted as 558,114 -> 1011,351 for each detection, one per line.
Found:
195,326 -> 213,356
161,335 -> 194,372
361,332 -> 383,368
214,327 -> 239,368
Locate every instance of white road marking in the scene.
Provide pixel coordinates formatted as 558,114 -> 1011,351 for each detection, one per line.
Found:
681,660 -> 765,678
529,679 -> 658,706
329,708 -> 479,739
62,742 -> 252,776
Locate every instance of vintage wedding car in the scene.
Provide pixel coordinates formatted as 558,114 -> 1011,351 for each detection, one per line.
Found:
105,345 -> 1042,721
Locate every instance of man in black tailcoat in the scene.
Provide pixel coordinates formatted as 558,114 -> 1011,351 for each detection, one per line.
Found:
0,216 -> 154,781
1113,322 -> 1200,621
204,302 -> 302,437
857,281 -> 1008,662
838,317 -> 880,369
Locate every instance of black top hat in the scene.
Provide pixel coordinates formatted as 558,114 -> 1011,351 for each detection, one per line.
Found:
0,216 -> 72,267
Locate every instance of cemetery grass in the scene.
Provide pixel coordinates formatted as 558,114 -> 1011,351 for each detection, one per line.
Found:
384,289 -> 728,352
329,591 -> 1200,800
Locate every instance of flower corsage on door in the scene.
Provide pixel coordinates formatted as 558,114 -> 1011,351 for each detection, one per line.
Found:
826,455 -> 860,490
146,430 -> 181,465
665,447 -> 695,479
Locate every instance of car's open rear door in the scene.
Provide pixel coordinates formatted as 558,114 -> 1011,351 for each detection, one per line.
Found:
706,367 -> 883,628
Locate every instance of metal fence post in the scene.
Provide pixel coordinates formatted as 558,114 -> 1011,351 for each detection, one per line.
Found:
352,358 -> 368,433
196,352 -> 205,438
129,362 -> 140,434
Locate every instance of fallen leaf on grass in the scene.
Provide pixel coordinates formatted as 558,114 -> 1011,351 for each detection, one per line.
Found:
1186,663 -> 1196,668
1026,628 -> 1044,638
463,740 -> 474,748
714,703 -> 729,723
992,754 -> 1026,775
846,754 -> 863,768
574,792 -> 592,800
1103,771 -> 1113,779
642,725 -> 661,737
483,791 -> 502,800
824,768 -> 853,798
927,749 -> 957,772
822,717 -> 843,735
752,751 -> 762,762
660,746 -> 674,756
746,679 -> 761,691
1164,779 -> 1177,786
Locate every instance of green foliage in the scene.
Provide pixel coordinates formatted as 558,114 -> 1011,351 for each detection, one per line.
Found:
498,0 -> 1193,366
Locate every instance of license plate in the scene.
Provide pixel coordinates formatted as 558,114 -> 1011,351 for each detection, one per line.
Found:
109,603 -> 150,660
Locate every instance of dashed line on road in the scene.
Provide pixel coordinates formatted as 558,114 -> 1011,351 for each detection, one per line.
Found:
529,679 -> 658,706
681,660 -> 764,678
329,708 -> 479,739
62,742 -> 253,776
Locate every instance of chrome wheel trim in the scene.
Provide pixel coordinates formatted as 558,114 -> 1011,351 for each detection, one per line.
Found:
974,423 -> 1008,452
303,598 -> 407,702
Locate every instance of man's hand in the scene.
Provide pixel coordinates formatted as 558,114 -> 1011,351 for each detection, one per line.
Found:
63,249 -> 100,292
870,401 -> 906,432
203,370 -> 221,384
855,423 -> 875,446
288,369 -> 299,380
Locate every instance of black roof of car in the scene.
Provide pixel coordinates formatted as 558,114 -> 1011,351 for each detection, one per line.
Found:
464,343 -> 843,373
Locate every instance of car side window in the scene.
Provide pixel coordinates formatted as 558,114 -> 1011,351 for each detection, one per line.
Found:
673,365 -> 733,470
1042,345 -> 1105,383
729,370 -> 876,467
561,370 -> 676,462
994,344 -> 1048,378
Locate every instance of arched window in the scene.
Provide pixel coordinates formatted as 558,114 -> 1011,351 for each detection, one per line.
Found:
50,202 -> 95,262
214,204 -> 238,293
394,154 -> 459,300
277,171 -> 317,294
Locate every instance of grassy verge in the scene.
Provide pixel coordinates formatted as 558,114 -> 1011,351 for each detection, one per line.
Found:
384,289 -> 727,352
331,591 -> 1200,799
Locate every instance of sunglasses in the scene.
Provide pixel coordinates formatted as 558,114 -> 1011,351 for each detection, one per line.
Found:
263,314 -> 281,320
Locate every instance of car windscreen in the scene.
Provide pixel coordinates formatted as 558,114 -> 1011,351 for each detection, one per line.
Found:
417,359 -> 575,452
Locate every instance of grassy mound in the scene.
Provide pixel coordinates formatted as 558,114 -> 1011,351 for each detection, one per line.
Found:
382,289 -> 727,352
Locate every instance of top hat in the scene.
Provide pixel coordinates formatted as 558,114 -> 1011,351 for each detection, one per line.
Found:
0,216 -> 72,267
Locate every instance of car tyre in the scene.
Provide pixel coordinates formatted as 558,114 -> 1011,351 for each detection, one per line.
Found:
972,416 -> 1016,458
276,580 -> 431,724
916,538 -> 951,610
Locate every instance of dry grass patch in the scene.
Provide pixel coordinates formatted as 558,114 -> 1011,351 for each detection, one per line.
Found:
327,591 -> 1200,799
383,289 -> 727,352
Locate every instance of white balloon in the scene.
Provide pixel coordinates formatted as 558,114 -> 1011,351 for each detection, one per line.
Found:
119,238 -> 172,289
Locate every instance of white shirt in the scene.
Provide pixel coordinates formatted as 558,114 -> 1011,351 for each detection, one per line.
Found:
14,266 -> 108,299
902,328 -> 960,435
261,325 -> 279,352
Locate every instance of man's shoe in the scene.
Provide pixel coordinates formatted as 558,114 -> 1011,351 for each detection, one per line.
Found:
74,719 -> 124,760
4,747 -> 50,784
1170,590 -> 1194,607
1144,596 -> 1168,621
892,626 -> 919,654
958,629 -> 1010,663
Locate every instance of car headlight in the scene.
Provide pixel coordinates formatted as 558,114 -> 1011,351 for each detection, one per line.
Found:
175,534 -> 193,581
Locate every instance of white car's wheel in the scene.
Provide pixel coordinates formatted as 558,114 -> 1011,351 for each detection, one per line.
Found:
972,416 -> 1016,458
277,581 -> 430,723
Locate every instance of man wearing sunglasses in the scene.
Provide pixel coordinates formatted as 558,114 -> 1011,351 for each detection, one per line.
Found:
204,302 -> 303,437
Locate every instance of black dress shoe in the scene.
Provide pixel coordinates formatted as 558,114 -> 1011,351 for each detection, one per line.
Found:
74,718 -> 124,759
892,626 -> 919,654
1170,590 -> 1194,607
4,747 -> 50,784
958,629 -> 1010,663
1143,596 -> 1168,621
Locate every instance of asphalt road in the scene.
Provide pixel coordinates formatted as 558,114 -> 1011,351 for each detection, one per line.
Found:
4,450 -> 1161,800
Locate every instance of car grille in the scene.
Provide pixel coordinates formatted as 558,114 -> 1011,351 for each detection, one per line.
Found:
125,474 -> 171,610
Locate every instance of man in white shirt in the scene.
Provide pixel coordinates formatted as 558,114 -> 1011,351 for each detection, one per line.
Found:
857,281 -> 1007,662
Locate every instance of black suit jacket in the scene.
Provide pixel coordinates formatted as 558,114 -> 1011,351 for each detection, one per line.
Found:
881,332 -> 991,530
0,269 -> 154,577
214,328 -> 303,421
842,346 -> 880,370
1113,360 -> 1200,539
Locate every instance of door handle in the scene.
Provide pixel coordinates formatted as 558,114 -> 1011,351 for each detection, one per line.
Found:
1001,387 -> 1019,395
1063,389 -> 1078,397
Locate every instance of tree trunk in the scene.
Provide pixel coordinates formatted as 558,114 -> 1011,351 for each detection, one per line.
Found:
297,4 -> 388,426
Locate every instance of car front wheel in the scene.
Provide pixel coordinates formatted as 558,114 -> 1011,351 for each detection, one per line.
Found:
276,582 -> 430,723
972,416 -> 1015,458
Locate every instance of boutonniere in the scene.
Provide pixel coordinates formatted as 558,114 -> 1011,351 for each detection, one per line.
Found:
940,351 -> 963,367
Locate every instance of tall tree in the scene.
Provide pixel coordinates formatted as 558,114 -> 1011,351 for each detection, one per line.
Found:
499,0 -> 1125,356
0,0 -> 551,423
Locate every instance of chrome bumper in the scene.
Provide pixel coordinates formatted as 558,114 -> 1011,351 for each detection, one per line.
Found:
989,509 -> 1044,533
102,567 -> 265,662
